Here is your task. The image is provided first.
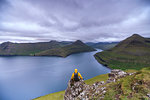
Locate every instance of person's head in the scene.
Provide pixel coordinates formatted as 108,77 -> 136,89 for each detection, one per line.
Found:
74,69 -> 78,73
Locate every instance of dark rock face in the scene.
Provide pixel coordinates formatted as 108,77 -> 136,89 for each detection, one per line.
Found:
64,69 -> 135,100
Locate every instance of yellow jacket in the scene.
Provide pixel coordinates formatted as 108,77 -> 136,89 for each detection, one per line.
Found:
71,69 -> 83,80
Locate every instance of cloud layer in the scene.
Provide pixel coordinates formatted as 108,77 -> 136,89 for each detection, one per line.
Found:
0,0 -> 150,43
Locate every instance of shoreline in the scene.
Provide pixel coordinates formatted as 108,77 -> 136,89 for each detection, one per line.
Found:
94,53 -> 112,70
0,50 -> 96,58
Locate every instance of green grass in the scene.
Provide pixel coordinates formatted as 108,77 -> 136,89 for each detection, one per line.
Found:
104,67 -> 150,100
85,74 -> 109,85
33,91 -> 65,100
95,51 -> 150,70
125,69 -> 138,73
94,34 -> 150,70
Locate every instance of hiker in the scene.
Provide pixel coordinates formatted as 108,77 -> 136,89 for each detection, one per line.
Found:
71,69 -> 83,82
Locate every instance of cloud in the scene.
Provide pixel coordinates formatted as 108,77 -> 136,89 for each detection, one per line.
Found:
0,0 -> 150,43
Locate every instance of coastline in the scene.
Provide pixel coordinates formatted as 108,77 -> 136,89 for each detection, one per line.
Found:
0,49 -> 96,58
94,53 -> 112,70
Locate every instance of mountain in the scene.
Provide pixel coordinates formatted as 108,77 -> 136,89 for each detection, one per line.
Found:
35,40 -> 96,57
86,42 -> 118,50
0,40 -> 95,56
111,34 -> 150,55
0,41 -> 66,56
94,34 -> 150,70
33,67 -> 150,100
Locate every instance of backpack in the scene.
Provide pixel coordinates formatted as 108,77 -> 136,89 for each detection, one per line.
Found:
74,72 -> 79,81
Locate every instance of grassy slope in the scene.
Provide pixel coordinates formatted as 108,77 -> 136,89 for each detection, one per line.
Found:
103,67 -> 150,100
36,40 -> 96,57
33,91 -> 65,100
94,34 -> 150,70
95,51 -> 150,70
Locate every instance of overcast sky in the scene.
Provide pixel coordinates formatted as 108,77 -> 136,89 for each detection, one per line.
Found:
0,0 -> 150,43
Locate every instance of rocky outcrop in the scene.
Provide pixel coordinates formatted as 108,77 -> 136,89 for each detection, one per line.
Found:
64,79 -> 106,100
107,69 -> 135,83
64,69 -> 135,100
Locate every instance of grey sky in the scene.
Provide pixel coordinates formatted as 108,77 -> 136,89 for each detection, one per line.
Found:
0,0 -> 150,43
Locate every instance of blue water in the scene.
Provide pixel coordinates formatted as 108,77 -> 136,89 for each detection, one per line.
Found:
0,49 -> 110,100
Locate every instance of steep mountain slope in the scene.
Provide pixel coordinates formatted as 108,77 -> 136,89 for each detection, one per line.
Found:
35,40 -> 96,57
111,34 -> 150,55
0,41 -> 64,56
94,34 -> 150,70
86,42 -> 118,50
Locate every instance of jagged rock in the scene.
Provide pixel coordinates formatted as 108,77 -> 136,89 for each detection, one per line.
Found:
92,81 -> 104,89
64,80 -> 85,100
107,69 -> 129,83
128,72 -> 136,76
107,78 -> 116,83
108,69 -> 127,78
64,79 -> 107,100
64,69 -> 135,100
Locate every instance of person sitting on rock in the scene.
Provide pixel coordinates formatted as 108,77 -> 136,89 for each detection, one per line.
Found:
71,69 -> 83,82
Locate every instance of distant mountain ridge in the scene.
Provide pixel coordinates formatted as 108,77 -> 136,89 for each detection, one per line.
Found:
86,42 -> 118,50
35,40 -> 96,57
94,34 -> 150,70
0,41 -> 63,56
0,40 -> 95,57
